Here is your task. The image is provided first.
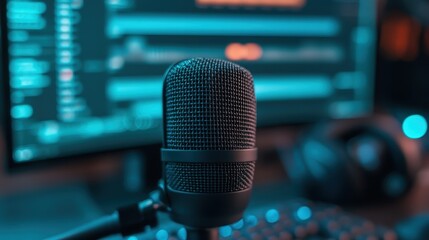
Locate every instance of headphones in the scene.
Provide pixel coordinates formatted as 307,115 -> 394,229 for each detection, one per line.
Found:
284,116 -> 421,204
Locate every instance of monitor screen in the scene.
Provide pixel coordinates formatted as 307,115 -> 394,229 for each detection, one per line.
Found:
377,1 -> 429,112
1,0 -> 376,166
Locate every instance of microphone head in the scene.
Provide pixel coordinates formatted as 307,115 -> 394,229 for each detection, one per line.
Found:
162,58 -> 257,228
163,58 -> 256,150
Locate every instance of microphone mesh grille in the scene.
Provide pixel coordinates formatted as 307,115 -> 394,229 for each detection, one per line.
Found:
164,58 -> 256,150
165,162 -> 256,193
163,58 -> 257,193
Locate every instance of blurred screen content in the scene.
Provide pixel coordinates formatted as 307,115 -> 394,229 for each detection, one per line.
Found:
4,0 -> 376,164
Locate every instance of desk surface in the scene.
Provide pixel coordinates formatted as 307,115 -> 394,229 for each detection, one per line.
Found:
1,123 -> 428,238
1,170 -> 429,239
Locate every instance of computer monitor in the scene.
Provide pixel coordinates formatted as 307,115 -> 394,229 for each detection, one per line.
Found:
378,1 -> 429,112
1,0 -> 376,169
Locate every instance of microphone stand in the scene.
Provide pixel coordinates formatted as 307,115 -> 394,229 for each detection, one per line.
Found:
48,182 -> 222,240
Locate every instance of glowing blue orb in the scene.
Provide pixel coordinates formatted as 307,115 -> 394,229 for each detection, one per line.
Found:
265,209 -> 280,223
156,229 -> 169,240
245,215 -> 258,227
232,219 -> 244,229
402,114 -> 427,139
219,226 -> 232,237
177,227 -> 187,240
296,206 -> 312,221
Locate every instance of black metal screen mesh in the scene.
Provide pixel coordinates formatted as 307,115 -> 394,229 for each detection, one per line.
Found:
163,58 -> 256,150
163,58 -> 257,193
165,162 -> 256,193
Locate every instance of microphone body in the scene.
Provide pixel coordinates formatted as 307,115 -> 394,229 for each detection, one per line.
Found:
161,58 -> 257,229
48,58 -> 256,240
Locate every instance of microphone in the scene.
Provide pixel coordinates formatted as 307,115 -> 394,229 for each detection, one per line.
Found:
161,58 -> 258,238
48,58 -> 256,240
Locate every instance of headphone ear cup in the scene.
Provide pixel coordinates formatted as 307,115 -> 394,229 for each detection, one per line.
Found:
287,118 -> 421,205
343,126 -> 415,200
288,135 -> 366,204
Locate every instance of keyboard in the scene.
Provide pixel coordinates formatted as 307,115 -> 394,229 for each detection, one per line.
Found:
136,199 -> 398,240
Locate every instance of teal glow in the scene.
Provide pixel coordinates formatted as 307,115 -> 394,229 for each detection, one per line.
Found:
402,114 -> 427,139
132,101 -> 162,119
10,59 -> 50,74
11,91 -> 24,103
11,105 -> 33,119
8,31 -> 29,41
255,76 -> 333,101
219,226 -> 232,237
110,15 -> 339,37
156,229 -> 169,240
10,44 -> 43,56
245,215 -> 258,227
177,227 -> 187,240
334,72 -> 365,89
265,209 -> 280,223
38,122 -> 60,144
232,219 -> 244,229
108,76 -> 333,103
57,9 -> 73,17
14,147 -> 35,162
11,75 -> 50,89
354,27 -> 372,45
108,78 -> 162,101
354,27 -> 373,63
127,236 -> 138,240
330,101 -> 366,118
296,206 -> 312,221
7,12 -> 44,23
7,2 -> 46,14
8,22 -> 47,30
79,120 -> 104,137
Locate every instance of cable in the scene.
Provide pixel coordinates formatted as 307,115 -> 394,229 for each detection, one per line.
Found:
46,190 -> 165,240
45,213 -> 120,240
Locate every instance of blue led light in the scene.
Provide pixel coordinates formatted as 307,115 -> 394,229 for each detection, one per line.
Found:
156,229 -> 169,240
232,219 -> 244,229
402,114 -> 428,139
219,226 -> 232,237
245,215 -> 258,227
177,227 -> 187,240
265,209 -> 280,223
296,206 -> 312,221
